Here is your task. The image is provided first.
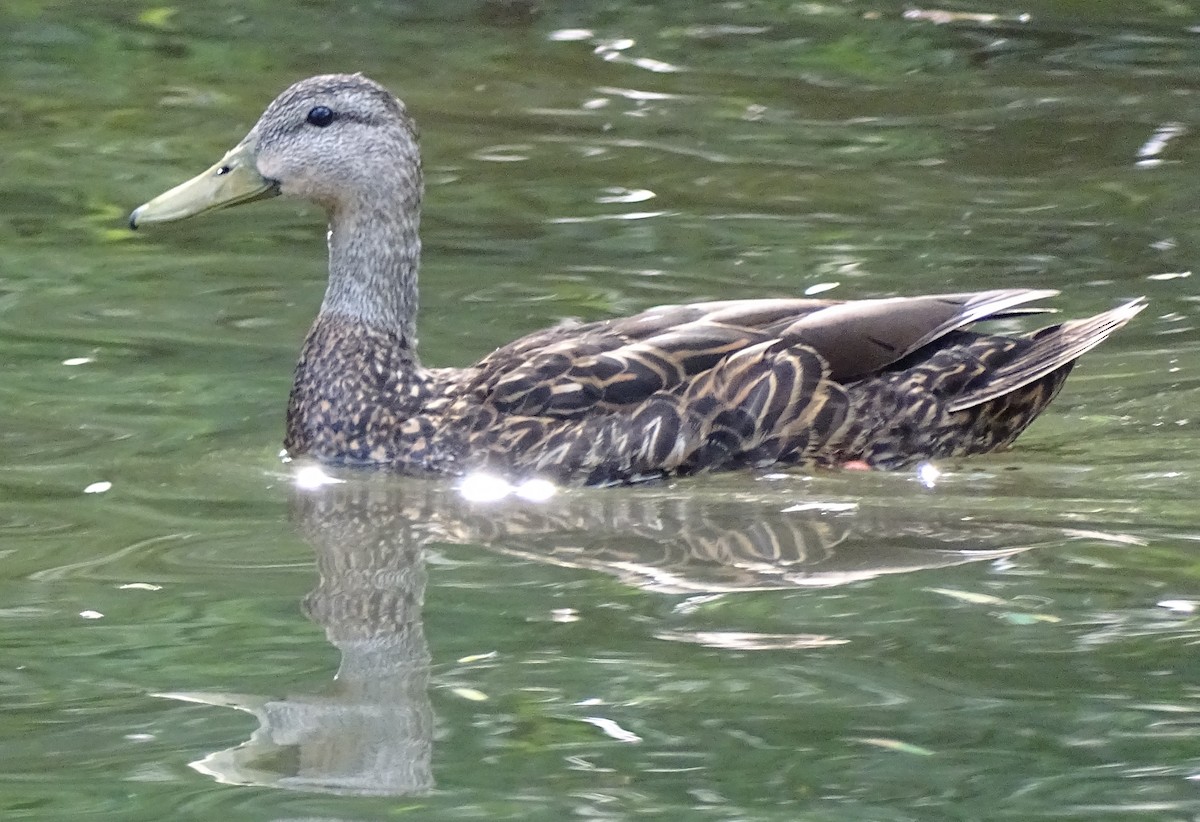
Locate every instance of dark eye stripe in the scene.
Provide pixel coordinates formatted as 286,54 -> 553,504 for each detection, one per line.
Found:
306,106 -> 335,127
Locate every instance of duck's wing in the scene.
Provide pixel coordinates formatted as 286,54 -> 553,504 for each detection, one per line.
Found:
469,289 -> 1061,418
467,301 -> 825,416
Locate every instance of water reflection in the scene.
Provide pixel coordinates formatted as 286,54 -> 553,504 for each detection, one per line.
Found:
159,480 -> 433,795
159,470 -> 1052,796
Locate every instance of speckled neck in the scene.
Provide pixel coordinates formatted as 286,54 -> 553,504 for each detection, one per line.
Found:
320,192 -> 421,348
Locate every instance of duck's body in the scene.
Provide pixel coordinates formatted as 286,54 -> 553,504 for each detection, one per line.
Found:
283,289 -> 1137,484
131,74 -> 1143,485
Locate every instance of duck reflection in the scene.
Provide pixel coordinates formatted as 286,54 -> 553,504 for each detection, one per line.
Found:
166,470 -> 1038,795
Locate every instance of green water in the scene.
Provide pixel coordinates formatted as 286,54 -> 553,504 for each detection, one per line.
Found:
3,1 -> 1200,819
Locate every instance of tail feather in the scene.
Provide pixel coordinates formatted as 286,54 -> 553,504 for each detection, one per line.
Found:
947,298 -> 1146,412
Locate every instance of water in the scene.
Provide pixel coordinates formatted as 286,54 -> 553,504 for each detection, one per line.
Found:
2,1 -> 1200,819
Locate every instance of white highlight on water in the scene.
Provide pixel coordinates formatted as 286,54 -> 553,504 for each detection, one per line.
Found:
917,461 -> 942,489
293,465 -> 346,490
457,472 -> 558,503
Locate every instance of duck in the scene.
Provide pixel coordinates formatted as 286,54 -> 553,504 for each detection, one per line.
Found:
130,73 -> 1144,486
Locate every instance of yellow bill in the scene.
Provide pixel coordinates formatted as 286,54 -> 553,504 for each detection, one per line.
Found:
129,141 -> 279,228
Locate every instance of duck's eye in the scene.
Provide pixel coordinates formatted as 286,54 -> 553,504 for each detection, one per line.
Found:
306,106 -> 335,127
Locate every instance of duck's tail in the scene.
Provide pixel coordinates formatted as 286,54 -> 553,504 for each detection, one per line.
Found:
830,298 -> 1146,468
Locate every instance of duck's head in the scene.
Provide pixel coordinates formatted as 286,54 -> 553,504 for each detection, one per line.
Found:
130,74 -> 421,228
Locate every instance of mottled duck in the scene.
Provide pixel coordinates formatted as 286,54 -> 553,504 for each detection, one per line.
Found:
130,74 -> 1144,485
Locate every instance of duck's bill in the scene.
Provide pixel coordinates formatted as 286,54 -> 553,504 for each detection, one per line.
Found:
129,142 -> 280,229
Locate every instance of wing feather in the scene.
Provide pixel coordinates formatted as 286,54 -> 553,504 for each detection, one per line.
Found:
471,289 -> 1067,419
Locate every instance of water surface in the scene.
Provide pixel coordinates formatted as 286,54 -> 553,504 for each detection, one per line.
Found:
2,1 -> 1199,819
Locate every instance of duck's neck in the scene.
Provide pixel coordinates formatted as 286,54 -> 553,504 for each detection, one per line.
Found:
320,200 -> 421,348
